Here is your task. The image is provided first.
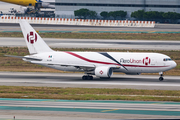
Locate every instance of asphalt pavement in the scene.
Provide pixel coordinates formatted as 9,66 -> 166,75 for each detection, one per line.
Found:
0,23 -> 180,32
1,37 -> 180,50
0,72 -> 180,90
0,98 -> 180,119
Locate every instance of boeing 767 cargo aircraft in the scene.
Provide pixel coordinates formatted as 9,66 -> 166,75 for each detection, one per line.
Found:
6,20 -> 177,81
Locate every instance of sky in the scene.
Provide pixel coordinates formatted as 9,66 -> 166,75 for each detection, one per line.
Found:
0,1 -> 20,13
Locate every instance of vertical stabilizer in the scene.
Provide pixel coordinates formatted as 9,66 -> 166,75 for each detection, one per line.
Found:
19,20 -> 53,54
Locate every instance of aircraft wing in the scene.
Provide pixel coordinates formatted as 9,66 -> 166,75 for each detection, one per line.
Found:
5,55 -> 120,71
31,61 -> 120,71
31,61 -> 96,71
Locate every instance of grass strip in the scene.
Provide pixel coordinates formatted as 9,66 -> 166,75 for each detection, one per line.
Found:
1,32 -> 180,40
0,47 -> 180,75
0,86 -> 180,101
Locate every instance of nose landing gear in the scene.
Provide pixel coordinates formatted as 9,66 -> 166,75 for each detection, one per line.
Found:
159,72 -> 164,81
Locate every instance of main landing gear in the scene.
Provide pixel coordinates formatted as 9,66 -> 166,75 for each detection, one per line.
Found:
159,72 -> 164,81
82,75 -> 93,80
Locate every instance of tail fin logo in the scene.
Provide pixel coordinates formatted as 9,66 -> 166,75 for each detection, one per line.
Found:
27,32 -> 37,44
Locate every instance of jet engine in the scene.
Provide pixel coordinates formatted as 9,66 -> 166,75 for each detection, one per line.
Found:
95,66 -> 113,78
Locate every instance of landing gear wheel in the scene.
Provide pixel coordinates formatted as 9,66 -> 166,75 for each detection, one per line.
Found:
82,76 -> 86,80
159,72 -> 164,81
159,77 -> 164,81
87,76 -> 93,80
82,75 -> 93,80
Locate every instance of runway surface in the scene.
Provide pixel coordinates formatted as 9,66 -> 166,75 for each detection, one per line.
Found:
1,23 -> 180,120
0,72 -> 180,90
0,98 -> 180,119
1,37 -> 180,50
0,23 -> 180,32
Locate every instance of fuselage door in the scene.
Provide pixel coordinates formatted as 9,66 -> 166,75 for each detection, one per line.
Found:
150,58 -> 156,66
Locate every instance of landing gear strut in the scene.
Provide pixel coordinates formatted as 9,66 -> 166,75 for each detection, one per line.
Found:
82,75 -> 93,80
159,72 -> 164,81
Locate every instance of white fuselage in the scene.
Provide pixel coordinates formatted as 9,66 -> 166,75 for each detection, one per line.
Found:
26,51 -> 177,75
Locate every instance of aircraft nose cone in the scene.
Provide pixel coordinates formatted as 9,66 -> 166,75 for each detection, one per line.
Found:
171,61 -> 177,68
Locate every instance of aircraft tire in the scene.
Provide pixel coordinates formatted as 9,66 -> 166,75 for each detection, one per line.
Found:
89,76 -> 93,80
82,76 -> 87,80
82,76 -> 93,80
159,77 -> 164,81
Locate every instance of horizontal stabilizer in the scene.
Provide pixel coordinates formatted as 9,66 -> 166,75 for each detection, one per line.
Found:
5,55 -> 42,61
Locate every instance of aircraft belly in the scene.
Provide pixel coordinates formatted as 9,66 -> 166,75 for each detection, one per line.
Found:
139,67 -> 167,73
49,65 -> 83,72
114,66 -> 168,73
54,66 -> 82,72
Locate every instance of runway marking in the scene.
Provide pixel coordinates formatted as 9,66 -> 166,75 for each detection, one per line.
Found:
42,100 -> 58,102
101,109 -> 119,112
152,102 -> 165,105
148,31 -> 156,33
39,81 -> 180,87
0,106 -> 180,116
72,31 -> 80,33
0,79 -> 180,87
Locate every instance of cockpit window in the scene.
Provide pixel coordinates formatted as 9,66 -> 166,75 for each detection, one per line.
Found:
163,58 -> 172,61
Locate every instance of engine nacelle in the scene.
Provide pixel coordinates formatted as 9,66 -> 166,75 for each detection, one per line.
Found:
95,66 -> 113,78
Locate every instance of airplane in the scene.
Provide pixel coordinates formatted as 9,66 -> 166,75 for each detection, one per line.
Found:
0,0 -> 55,9
6,20 -> 177,81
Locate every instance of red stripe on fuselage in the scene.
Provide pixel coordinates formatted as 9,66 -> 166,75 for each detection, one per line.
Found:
65,52 -> 169,68
65,51 -> 118,65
